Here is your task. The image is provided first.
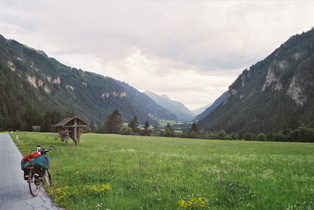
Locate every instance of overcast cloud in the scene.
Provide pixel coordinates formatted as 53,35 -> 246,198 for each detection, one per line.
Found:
0,1 -> 313,110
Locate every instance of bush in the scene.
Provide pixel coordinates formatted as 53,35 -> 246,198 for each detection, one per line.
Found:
256,133 -> 267,141
217,130 -> 226,140
189,131 -> 200,139
288,127 -> 314,142
273,133 -> 288,142
245,134 -> 252,141
267,133 -> 274,141
119,126 -> 132,135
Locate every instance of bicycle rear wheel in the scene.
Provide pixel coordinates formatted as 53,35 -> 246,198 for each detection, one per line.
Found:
43,169 -> 52,186
28,168 -> 41,197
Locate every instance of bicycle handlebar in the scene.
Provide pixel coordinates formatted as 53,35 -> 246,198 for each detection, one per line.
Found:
39,146 -> 55,155
31,145 -> 55,155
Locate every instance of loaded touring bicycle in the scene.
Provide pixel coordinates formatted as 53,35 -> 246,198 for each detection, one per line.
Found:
21,145 -> 54,197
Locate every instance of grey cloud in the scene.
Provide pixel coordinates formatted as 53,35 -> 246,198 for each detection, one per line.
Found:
0,13 -> 38,34
1,1 -> 314,108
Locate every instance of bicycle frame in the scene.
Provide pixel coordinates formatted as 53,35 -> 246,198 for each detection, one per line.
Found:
28,165 -> 41,197
25,146 -> 54,197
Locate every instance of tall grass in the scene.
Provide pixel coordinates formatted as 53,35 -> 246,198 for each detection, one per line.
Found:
11,132 -> 313,209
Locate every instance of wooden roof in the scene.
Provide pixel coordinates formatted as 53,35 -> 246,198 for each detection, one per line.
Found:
55,116 -> 89,128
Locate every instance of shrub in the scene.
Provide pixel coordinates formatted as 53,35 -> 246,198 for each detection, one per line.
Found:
288,127 -> 314,142
245,134 -> 252,141
273,133 -> 288,142
256,133 -> 267,141
267,133 -> 274,141
119,126 -> 132,135
217,130 -> 226,140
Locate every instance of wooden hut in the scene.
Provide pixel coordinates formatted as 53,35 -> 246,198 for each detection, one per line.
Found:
55,116 -> 89,145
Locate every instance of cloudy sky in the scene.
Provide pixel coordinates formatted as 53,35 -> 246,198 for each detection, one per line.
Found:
0,1 -> 313,110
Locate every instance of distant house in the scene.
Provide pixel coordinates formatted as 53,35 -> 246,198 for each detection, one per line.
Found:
55,116 -> 89,146
32,126 -> 41,132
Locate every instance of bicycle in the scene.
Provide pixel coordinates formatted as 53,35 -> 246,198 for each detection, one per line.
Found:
25,145 -> 54,197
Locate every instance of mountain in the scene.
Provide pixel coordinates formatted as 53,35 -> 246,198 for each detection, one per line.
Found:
116,83 -> 177,121
193,91 -> 228,122
191,104 -> 211,116
144,90 -> 195,121
0,34 -> 177,130
197,28 -> 314,133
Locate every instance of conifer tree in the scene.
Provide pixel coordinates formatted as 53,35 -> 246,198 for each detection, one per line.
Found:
105,110 -> 123,134
164,123 -> 175,137
128,116 -> 139,134
143,121 -> 151,136
288,111 -> 301,131
189,123 -> 200,138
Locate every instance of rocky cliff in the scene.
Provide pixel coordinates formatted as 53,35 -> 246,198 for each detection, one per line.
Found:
197,28 -> 314,133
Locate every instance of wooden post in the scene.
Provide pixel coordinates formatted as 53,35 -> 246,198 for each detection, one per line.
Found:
55,117 -> 89,146
74,118 -> 77,145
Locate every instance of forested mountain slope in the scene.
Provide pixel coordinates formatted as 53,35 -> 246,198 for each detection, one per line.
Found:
193,91 -> 228,122
0,34 -> 176,130
197,28 -> 314,133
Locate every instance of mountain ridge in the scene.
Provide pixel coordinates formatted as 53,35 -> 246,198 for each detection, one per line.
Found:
144,90 -> 195,121
0,34 -> 177,130
191,104 -> 211,116
197,28 -> 314,133
193,91 -> 228,122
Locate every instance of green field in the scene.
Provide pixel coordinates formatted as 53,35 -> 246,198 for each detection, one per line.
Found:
11,132 -> 314,210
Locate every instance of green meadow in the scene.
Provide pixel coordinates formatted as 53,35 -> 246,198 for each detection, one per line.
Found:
11,132 -> 313,210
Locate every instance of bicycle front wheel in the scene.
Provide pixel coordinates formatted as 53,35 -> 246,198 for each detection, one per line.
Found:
44,169 -> 52,186
28,168 -> 41,197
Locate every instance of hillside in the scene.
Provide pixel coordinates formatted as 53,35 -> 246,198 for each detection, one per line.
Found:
144,90 -> 195,121
193,91 -> 228,122
191,104 -> 211,116
117,83 -> 177,121
0,34 -> 177,130
197,28 -> 314,133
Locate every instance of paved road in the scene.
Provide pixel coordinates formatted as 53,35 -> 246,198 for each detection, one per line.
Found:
0,133 -> 62,210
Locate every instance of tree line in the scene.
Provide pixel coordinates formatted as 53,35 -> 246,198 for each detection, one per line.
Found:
85,109 -> 184,137
0,107 -> 75,132
1,107 -> 313,143
91,110 -> 314,143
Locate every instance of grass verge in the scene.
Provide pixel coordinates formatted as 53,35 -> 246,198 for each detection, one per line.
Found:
10,132 -> 314,210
